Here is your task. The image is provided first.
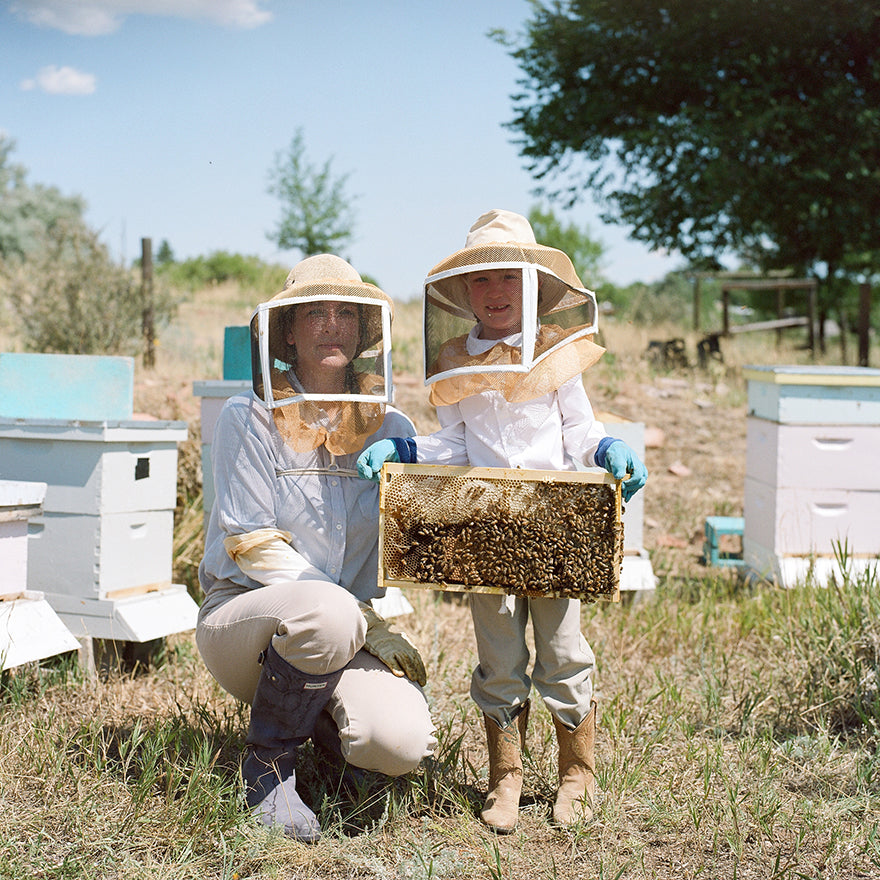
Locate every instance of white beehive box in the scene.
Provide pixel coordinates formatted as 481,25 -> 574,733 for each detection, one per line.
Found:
742,365 -> 880,586
592,412 -> 655,592
0,419 -> 183,514
744,478 -> 880,556
0,353 -> 199,641
746,419 -> 880,491
0,479 -> 79,670
193,378 -> 251,523
0,419 -> 198,640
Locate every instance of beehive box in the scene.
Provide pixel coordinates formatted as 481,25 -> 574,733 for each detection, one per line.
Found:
745,418 -> 880,491
0,479 -> 80,670
379,464 -> 623,601
193,379 -> 252,523
0,353 -> 133,421
0,419 -> 185,514
743,365 -> 880,425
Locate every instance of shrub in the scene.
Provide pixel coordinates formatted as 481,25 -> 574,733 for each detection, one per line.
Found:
158,251 -> 286,295
5,219 -> 178,355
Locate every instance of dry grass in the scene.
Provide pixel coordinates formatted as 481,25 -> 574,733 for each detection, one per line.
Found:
3,281 -> 879,879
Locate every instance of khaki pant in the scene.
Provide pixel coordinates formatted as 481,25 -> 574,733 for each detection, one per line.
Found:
197,579 -> 436,776
469,593 -> 595,730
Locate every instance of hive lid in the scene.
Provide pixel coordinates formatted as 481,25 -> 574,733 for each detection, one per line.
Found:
0,418 -> 188,442
0,592 -> 79,670
0,479 -> 47,509
743,365 -> 880,386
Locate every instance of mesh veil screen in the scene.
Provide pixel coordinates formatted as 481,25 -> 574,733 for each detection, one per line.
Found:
379,464 -> 623,601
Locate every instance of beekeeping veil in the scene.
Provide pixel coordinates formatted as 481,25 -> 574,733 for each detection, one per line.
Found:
250,254 -> 393,455
423,209 -> 604,406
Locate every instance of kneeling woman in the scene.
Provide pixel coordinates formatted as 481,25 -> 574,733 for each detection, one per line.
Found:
197,255 -> 435,842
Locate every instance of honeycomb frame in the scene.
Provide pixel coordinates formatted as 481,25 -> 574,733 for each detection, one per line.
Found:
379,463 -> 623,602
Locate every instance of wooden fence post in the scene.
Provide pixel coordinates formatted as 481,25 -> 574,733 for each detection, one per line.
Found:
858,282 -> 872,367
142,237 -> 155,369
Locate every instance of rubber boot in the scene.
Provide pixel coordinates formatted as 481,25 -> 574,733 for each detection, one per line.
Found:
242,643 -> 342,842
480,701 -> 530,833
552,701 -> 597,825
312,709 -> 378,796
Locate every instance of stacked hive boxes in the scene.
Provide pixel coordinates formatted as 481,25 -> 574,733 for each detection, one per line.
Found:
743,365 -> 880,586
0,479 -> 79,669
0,353 -> 198,642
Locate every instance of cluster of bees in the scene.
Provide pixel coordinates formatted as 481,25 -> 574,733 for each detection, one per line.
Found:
382,477 -> 622,600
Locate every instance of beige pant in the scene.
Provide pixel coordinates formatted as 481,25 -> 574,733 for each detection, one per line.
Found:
469,593 -> 595,730
196,579 -> 436,776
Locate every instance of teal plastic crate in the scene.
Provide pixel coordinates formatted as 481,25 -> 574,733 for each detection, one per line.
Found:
703,516 -> 745,567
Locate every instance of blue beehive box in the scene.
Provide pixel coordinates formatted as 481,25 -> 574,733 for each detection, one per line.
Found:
0,353 -> 134,421
743,365 -> 880,425
222,325 -> 252,381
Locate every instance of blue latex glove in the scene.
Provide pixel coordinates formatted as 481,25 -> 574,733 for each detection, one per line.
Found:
604,440 -> 648,502
357,439 -> 399,482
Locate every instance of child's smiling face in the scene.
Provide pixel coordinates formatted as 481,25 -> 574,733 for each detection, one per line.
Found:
465,268 -> 524,340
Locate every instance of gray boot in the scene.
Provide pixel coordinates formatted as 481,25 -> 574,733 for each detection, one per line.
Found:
242,643 -> 342,842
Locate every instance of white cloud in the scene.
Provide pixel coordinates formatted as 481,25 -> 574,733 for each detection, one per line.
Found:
20,65 -> 97,95
10,1 -> 272,36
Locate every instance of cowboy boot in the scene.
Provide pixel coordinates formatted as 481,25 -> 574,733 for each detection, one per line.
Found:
480,701 -> 530,833
242,643 -> 342,842
552,701 -> 597,825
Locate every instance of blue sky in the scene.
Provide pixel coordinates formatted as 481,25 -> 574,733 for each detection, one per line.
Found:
1,0 -> 683,299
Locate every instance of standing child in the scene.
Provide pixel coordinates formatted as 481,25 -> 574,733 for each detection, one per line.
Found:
358,210 -> 646,832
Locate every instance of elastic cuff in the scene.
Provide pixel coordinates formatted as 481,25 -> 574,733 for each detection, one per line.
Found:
594,436 -> 619,470
391,436 -> 418,464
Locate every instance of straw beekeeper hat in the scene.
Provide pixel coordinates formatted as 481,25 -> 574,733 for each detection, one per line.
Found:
426,209 -> 590,318
267,254 -> 393,365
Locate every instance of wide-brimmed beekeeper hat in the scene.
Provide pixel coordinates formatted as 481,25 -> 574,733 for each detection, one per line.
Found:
265,254 -> 393,366
425,209 -> 591,320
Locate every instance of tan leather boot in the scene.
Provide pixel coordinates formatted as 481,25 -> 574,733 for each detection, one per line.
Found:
552,701 -> 597,825
480,701 -> 530,833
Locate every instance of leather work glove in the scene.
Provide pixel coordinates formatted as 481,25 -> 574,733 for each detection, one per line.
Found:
356,438 -> 400,482
358,602 -> 427,686
603,440 -> 648,503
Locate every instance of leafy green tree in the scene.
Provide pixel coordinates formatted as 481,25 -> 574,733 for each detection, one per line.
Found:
156,238 -> 175,265
501,1 -> 880,290
266,128 -> 356,257
528,205 -> 605,288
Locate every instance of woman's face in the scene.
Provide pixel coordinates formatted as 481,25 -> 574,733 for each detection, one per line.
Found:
287,300 -> 360,376
465,268 -> 524,340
